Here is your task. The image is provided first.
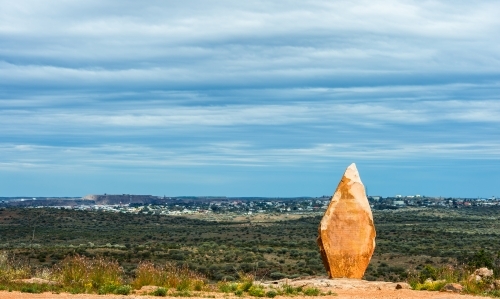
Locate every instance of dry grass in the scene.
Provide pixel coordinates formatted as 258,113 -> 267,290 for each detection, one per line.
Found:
0,251 -> 30,282
408,264 -> 500,297
0,253 -> 207,295
52,254 -> 123,293
132,261 -> 206,291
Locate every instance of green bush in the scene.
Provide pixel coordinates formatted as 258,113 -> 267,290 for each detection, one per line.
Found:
97,285 -> 132,295
194,281 -> 203,291
413,280 -> 447,291
173,290 -> 191,297
461,249 -> 494,269
419,265 -> 438,282
270,272 -> 287,280
485,290 -> 500,297
114,285 -> 132,295
236,272 -> 254,289
97,284 -> 118,294
176,279 -> 191,291
234,289 -> 244,296
218,282 -> 238,293
69,287 -> 85,294
303,287 -> 320,296
153,287 -> 168,296
248,285 -> 265,297
20,285 -> 44,294
265,290 -> 277,298
282,284 -> 296,295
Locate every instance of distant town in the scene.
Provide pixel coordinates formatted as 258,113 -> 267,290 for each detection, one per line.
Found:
0,193 -> 498,214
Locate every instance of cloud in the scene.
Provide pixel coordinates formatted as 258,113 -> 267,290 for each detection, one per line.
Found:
1,0 -> 499,89
2,139 -> 500,174
2,84 -> 500,135
1,0 -> 500,196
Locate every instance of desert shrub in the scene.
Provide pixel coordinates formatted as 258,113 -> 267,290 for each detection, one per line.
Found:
409,264 -> 478,293
265,290 -> 277,298
234,289 -> 244,296
413,280 -> 447,291
282,284 -> 300,295
133,261 -> 163,287
460,271 -> 499,295
172,290 -> 192,297
53,254 -> 123,292
114,285 -> 132,295
133,261 -> 205,291
461,279 -> 482,294
193,280 -> 203,291
10,282 -> 58,294
0,251 -> 30,282
238,272 -> 254,291
20,285 -> 44,294
419,265 -> 438,282
459,249 -> 500,274
176,279 -> 191,291
240,263 -> 253,272
98,284 -> 117,294
218,282 -> 238,293
409,264 -> 470,287
270,272 -> 287,280
303,287 -> 321,296
248,285 -> 265,297
98,284 -> 131,295
153,287 -> 168,296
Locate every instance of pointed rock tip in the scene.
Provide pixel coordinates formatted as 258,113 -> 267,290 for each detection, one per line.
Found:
344,163 -> 362,183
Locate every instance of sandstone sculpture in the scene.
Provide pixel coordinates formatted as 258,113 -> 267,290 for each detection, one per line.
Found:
317,163 -> 376,279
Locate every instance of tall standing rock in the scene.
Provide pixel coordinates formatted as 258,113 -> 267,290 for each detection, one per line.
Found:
317,163 -> 376,279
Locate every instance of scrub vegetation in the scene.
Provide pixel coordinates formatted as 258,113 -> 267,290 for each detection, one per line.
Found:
1,206 -> 500,295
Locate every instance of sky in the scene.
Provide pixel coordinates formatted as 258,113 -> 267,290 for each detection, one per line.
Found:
1,0 -> 500,198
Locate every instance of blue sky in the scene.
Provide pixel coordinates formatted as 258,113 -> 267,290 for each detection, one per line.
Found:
1,0 -> 500,198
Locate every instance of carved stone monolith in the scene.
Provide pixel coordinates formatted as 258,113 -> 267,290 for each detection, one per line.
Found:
317,163 -> 376,279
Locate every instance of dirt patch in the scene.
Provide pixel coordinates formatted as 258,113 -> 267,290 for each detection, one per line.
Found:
259,278 -> 481,298
12,278 -> 58,285
261,277 -> 410,290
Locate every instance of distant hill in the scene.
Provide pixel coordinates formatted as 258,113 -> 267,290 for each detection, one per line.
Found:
83,194 -> 165,205
0,194 -> 323,207
0,198 -> 93,207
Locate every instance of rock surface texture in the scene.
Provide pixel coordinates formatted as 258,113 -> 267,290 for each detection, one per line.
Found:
317,163 -> 376,279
